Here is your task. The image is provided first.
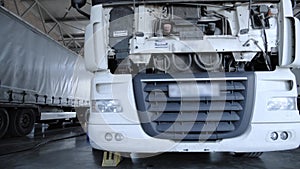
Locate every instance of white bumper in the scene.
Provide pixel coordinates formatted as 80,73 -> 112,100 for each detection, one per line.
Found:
88,68 -> 300,153
88,122 -> 300,153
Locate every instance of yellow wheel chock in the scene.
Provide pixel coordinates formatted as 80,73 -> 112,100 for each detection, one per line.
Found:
102,151 -> 122,167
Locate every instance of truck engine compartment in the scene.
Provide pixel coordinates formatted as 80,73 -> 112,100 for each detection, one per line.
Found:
102,2 -> 280,74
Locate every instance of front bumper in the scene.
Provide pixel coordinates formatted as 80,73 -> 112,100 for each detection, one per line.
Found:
88,122 -> 300,153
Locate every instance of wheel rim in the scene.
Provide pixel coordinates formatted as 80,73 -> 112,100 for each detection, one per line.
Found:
14,109 -> 35,136
19,113 -> 31,129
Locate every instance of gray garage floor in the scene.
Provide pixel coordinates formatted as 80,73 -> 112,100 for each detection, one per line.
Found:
0,127 -> 300,169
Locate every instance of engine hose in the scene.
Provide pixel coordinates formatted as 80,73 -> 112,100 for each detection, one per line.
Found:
172,54 -> 192,71
153,54 -> 171,72
193,53 -> 222,71
75,4 -> 90,19
291,0 -> 297,9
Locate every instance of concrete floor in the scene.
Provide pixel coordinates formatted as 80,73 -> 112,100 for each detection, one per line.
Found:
0,127 -> 300,169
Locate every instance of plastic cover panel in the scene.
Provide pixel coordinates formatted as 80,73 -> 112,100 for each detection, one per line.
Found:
0,7 -> 92,106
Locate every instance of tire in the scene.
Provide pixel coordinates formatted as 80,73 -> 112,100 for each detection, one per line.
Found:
9,109 -> 35,136
92,148 -> 103,153
92,148 -> 104,161
0,108 -> 9,138
233,152 -> 263,158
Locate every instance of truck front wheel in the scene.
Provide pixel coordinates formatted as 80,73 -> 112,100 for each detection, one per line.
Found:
0,108 -> 9,138
9,109 -> 35,136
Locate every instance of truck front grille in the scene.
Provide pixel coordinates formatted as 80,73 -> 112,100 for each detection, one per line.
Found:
133,73 -> 255,141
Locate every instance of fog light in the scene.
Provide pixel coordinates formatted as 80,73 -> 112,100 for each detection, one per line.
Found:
270,132 -> 278,140
115,133 -> 124,141
105,133 -> 113,141
280,132 -> 289,140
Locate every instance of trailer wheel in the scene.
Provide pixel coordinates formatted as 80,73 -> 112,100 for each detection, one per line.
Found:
10,109 -> 35,136
0,108 -> 9,138
233,152 -> 263,158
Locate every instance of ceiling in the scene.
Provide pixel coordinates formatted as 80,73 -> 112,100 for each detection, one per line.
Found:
3,0 -> 300,56
3,0 -> 92,55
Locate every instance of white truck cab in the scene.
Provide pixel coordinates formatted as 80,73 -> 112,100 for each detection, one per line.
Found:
80,0 -> 300,157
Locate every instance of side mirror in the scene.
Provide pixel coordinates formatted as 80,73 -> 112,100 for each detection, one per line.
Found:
71,0 -> 87,9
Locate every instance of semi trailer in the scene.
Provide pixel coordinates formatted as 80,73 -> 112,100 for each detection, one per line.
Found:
0,6 -> 92,138
76,0 -> 300,157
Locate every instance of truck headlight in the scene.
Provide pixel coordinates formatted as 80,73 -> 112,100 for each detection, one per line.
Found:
267,97 -> 296,111
91,100 -> 123,113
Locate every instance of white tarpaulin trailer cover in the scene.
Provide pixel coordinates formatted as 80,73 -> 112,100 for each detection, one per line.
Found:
0,7 -> 92,107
